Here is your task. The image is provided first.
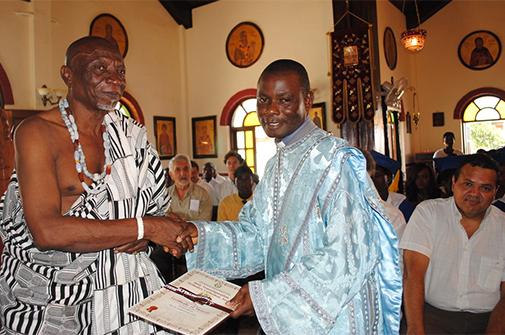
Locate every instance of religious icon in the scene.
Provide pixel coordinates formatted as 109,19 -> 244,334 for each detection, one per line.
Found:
153,116 -> 176,160
192,116 -> 217,158
90,13 -> 129,58
383,27 -> 397,70
458,30 -> 501,71
343,46 -> 359,66
309,103 -> 327,130
226,22 -> 264,68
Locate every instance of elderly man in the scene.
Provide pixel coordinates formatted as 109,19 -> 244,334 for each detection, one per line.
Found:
0,36 -> 187,334
401,154 -> 505,334
178,59 -> 402,334
168,154 -> 212,221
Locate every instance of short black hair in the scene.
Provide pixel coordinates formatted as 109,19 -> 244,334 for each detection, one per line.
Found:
191,160 -> 199,170
443,131 -> 455,140
203,162 -> 215,170
453,154 -> 499,182
224,150 -> 244,165
234,165 -> 253,179
258,59 -> 310,95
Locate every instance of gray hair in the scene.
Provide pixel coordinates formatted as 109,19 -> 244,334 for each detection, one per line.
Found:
168,154 -> 191,171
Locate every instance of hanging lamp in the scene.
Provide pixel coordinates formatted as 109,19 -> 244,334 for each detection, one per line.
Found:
400,0 -> 427,52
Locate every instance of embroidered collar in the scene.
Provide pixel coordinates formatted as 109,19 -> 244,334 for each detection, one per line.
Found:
277,117 -> 318,148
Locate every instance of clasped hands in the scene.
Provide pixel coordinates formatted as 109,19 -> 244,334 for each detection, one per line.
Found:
160,213 -> 198,257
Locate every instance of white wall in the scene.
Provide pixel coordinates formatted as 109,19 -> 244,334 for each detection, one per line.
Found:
184,0 -> 334,172
3,0 -> 503,172
0,1 -> 37,109
407,0 -> 505,154
0,0 -> 184,164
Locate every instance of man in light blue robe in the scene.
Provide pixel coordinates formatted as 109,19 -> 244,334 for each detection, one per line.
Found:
179,59 -> 402,334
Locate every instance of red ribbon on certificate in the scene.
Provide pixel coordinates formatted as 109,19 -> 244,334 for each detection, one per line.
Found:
164,284 -> 234,314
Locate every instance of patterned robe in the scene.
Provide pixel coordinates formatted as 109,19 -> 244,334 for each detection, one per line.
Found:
0,111 -> 169,334
186,121 -> 402,334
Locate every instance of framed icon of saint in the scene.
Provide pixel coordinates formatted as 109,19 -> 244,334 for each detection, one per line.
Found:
226,22 -> 264,68
90,13 -> 129,58
458,30 -> 501,71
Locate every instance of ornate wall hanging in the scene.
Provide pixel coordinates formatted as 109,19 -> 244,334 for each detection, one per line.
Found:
331,25 -> 375,124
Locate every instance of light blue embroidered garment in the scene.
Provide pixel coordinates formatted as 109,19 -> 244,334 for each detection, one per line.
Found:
186,120 -> 402,334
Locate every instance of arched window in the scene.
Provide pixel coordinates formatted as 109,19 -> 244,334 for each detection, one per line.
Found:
455,88 -> 505,153
230,98 -> 275,177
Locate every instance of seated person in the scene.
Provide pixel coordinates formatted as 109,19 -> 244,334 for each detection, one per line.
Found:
406,163 -> 440,206
489,148 -> 505,212
433,155 -> 468,199
371,150 -> 415,221
191,160 -> 217,205
167,154 -> 212,221
217,151 -> 244,203
151,154 -> 212,281
401,154 -> 505,334
362,150 -> 406,238
218,164 -> 255,221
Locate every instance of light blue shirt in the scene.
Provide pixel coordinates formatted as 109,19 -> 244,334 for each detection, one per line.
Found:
187,123 -> 402,334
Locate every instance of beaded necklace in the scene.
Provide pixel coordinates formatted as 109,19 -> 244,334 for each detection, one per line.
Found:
59,98 -> 112,193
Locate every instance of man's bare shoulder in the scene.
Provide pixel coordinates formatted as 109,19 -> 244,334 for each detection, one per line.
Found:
15,108 -> 65,144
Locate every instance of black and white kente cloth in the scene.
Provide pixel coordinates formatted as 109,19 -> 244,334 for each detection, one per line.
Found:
0,111 -> 170,334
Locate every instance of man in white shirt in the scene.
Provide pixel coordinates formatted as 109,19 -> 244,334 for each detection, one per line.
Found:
191,160 -> 217,207
202,162 -> 223,207
433,131 -> 464,159
401,154 -> 505,334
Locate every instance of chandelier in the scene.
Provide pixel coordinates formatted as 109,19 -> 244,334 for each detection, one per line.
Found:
401,0 -> 427,52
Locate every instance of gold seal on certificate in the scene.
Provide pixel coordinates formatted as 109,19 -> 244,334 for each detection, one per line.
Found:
129,270 -> 240,335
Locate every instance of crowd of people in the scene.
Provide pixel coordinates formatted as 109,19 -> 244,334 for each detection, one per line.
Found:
0,35 -> 504,335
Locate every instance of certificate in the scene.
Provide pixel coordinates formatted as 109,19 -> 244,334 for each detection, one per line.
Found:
129,270 -> 240,335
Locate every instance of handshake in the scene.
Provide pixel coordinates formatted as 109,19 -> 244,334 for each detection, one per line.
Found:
155,213 -> 199,257
113,214 -> 198,256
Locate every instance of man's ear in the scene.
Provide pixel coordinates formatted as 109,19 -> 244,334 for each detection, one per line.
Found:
304,89 -> 314,112
60,65 -> 72,87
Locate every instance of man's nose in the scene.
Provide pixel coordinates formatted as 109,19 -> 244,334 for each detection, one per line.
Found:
106,71 -> 125,86
263,102 -> 280,115
467,185 -> 481,196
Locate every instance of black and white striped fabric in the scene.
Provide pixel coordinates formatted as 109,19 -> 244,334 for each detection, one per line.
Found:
0,111 -> 170,334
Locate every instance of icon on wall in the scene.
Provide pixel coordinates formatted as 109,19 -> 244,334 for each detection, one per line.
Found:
226,22 -> 264,68
309,102 -> 327,130
90,13 -> 129,58
154,116 -> 176,160
458,30 -> 501,71
383,27 -> 397,70
192,116 -> 217,158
